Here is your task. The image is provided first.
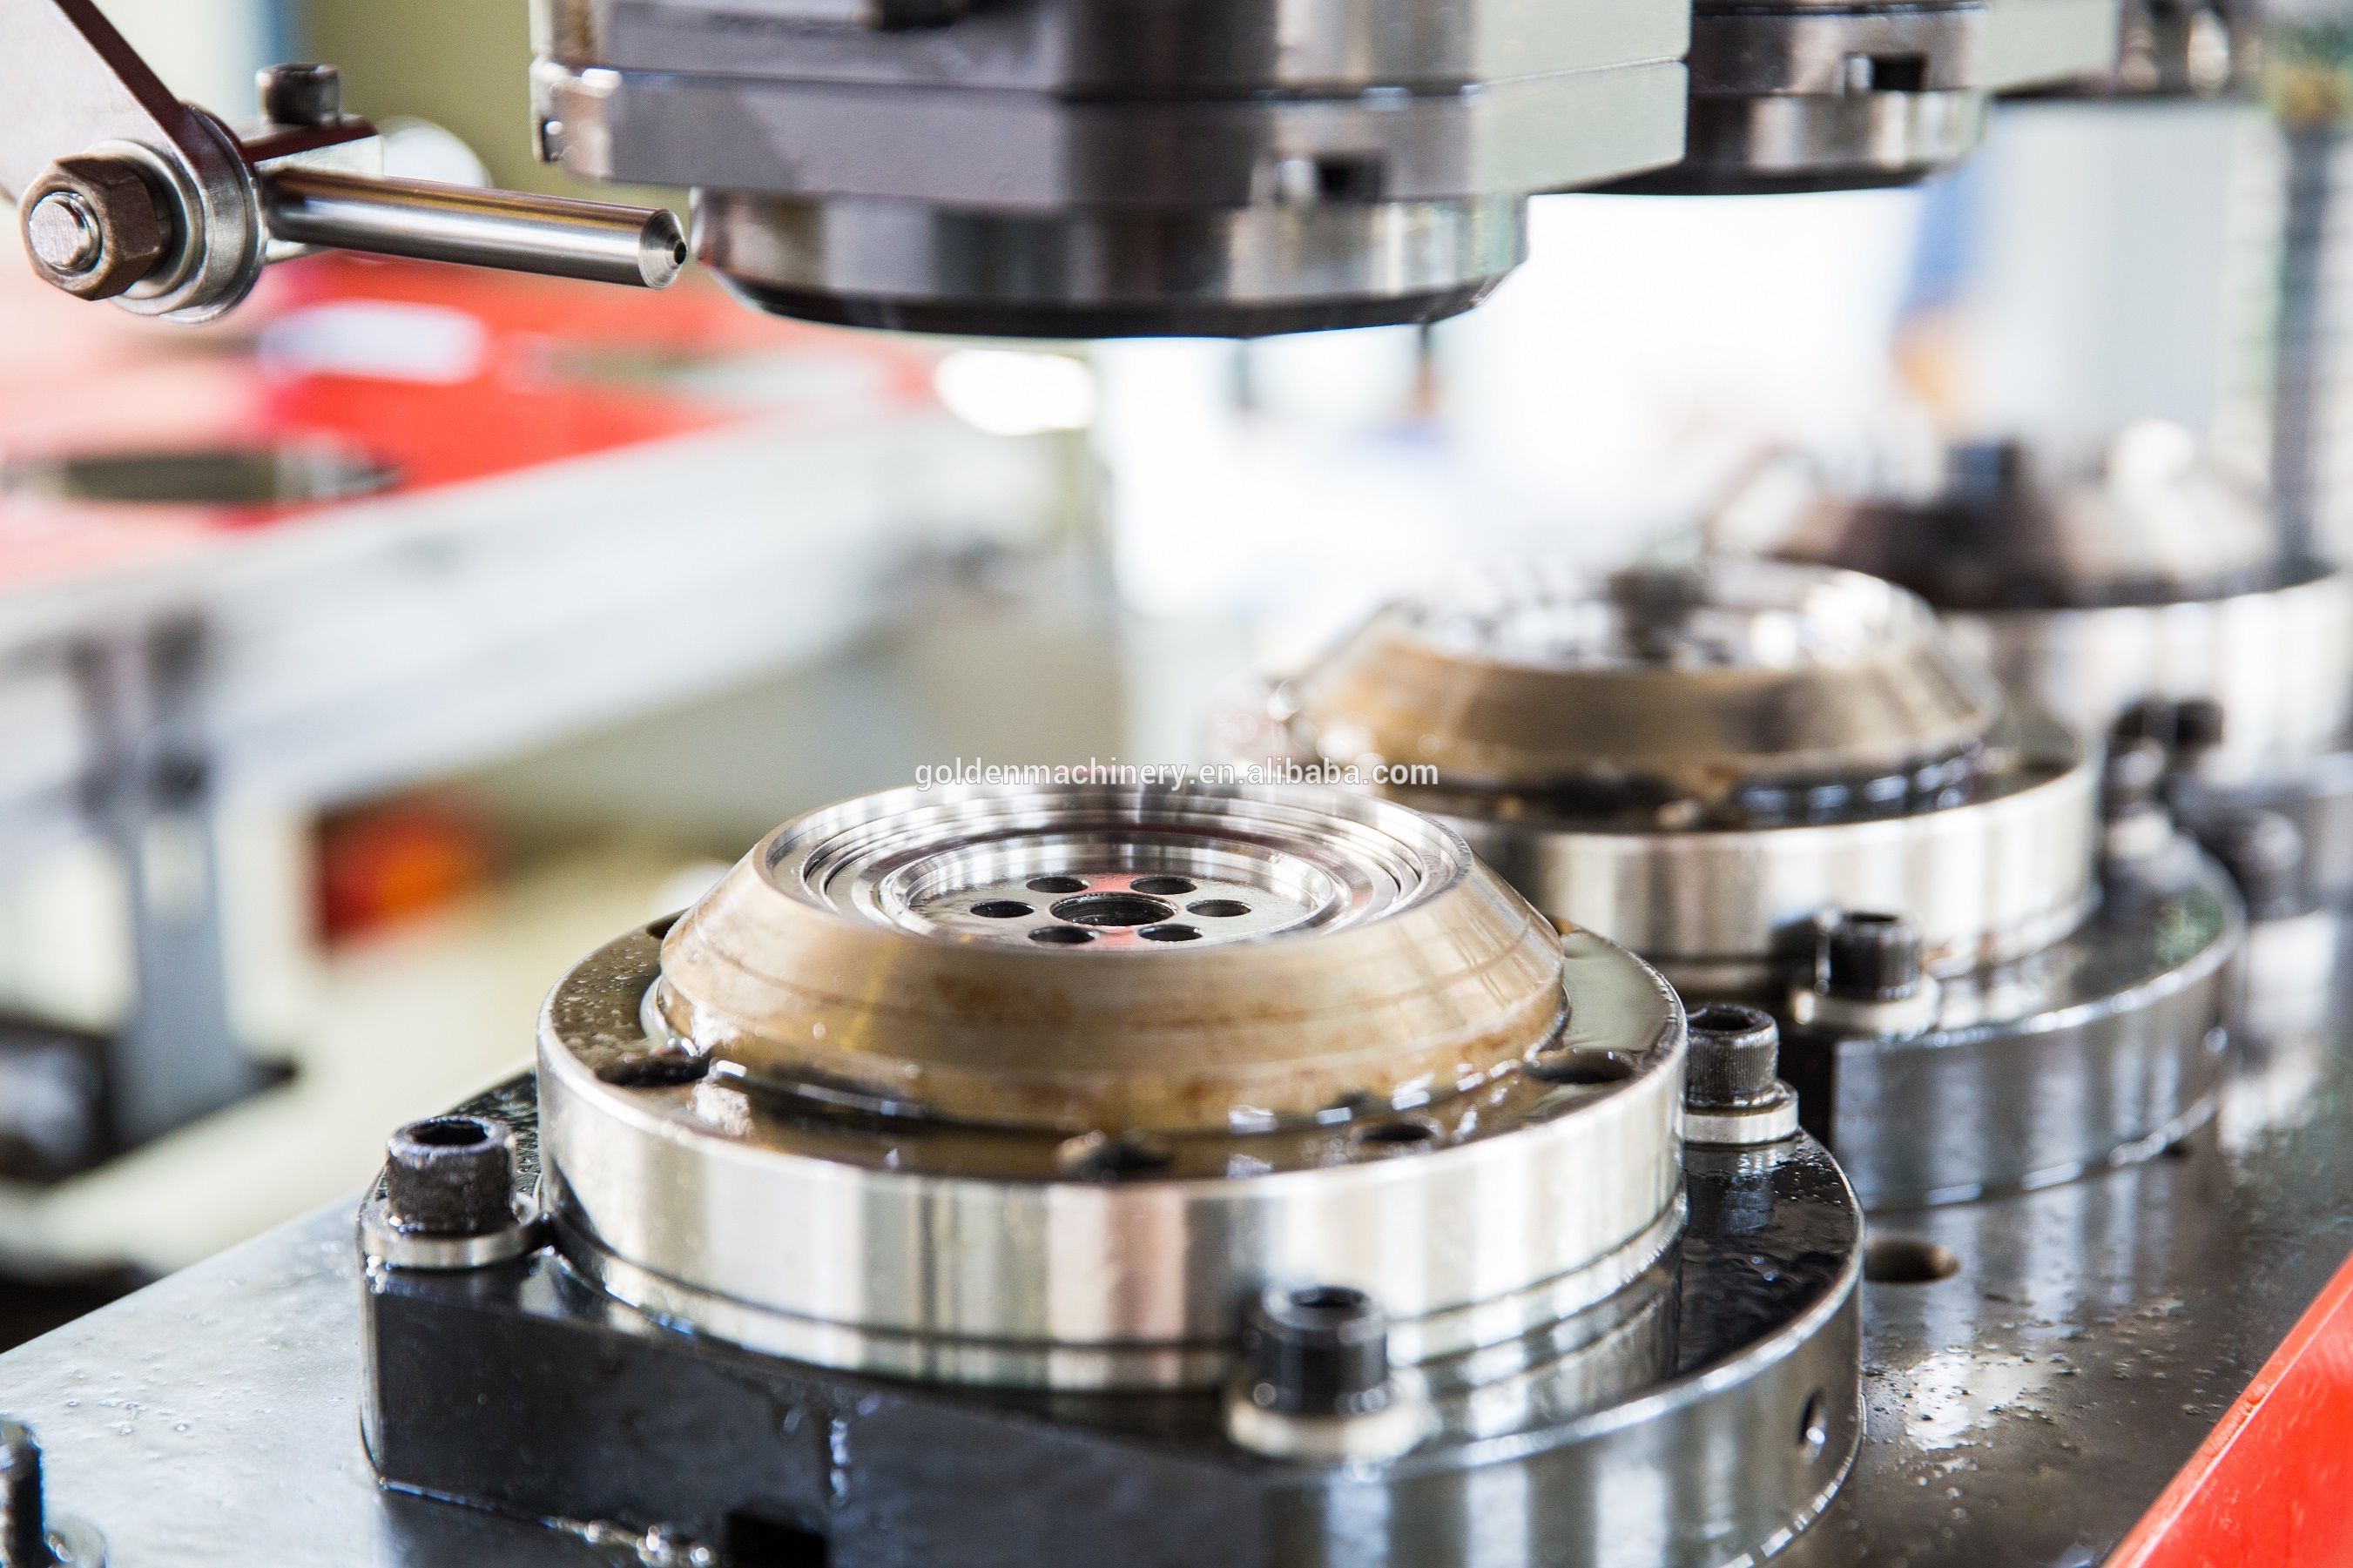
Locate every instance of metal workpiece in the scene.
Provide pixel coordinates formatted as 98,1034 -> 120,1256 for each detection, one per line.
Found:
361,1077 -> 1863,1568
262,171 -> 687,288
1778,836 -> 2242,1209
1246,556 -> 2097,983
657,784 -> 1575,1132
540,784 -> 1692,1385
531,0 -> 1689,334
1783,434 -> 2353,789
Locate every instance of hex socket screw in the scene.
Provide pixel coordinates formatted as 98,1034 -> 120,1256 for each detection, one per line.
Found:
2101,738 -> 2168,821
0,1421 -> 46,1568
1241,1284 -> 1392,1417
383,1116 -> 518,1235
1820,912 -> 1924,1000
257,63 -> 343,127
1684,1002 -> 1782,1110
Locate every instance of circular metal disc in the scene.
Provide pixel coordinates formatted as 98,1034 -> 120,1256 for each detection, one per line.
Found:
652,784 -> 1571,1133
1284,557 -> 2006,804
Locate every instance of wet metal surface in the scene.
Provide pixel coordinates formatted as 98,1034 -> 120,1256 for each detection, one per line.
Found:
0,937 -> 2347,1563
1787,917 -> 2353,1565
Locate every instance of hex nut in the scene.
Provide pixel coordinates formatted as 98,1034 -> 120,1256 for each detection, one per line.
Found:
383,1116 -> 518,1235
19,156 -> 169,300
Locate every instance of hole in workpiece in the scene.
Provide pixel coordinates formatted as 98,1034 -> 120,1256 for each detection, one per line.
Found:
1056,1129 -> 1174,1180
595,1051 -> 711,1088
970,900 -> 1034,919
726,1512 -> 828,1568
1358,1120 -> 1436,1147
1527,1049 -> 1639,1087
1027,875 -> 1088,893
1028,925 -> 1096,946
1129,876 -> 1197,895
1188,899 -> 1251,918
1136,924 -> 1201,942
403,1117 -> 491,1147
1863,1237 -> 1961,1285
1051,892 -> 1176,927
1797,1390 -> 1830,1460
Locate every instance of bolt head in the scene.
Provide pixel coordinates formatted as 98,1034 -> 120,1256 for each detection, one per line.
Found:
1820,911 -> 1924,1000
383,1116 -> 518,1235
258,63 -> 343,127
1684,1001 -> 1781,1109
19,156 -> 168,301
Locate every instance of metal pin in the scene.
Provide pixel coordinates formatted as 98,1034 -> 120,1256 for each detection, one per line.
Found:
260,170 -> 686,288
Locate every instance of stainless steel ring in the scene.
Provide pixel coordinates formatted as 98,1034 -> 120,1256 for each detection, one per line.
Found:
1430,750 -> 2097,987
1945,567 -> 2353,788
693,191 -> 1527,339
541,919 -> 1686,1388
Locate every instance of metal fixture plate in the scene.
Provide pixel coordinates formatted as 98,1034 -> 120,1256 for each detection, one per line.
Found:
1781,841 -> 2242,1208
367,1089 -> 1861,1568
6,964 -> 2353,1565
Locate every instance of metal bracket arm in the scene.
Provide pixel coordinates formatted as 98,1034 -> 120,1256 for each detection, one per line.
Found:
3,0 -> 684,321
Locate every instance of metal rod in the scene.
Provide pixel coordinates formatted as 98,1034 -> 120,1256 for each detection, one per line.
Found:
260,168 -> 686,288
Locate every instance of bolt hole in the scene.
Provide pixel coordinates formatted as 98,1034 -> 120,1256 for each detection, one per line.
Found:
1188,899 -> 1251,918
1028,925 -> 1096,946
1863,1236 -> 1961,1284
1359,1120 -> 1436,1147
1136,924 -> 1201,942
596,1050 -> 711,1087
1130,876 -> 1197,895
402,1116 -> 492,1147
1797,1390 -> 1830,1459
1527,1049 -> 1639,1087
970,900 -> 1034,919
1051,892 -> 1175,927
1027,875 -> 1088,893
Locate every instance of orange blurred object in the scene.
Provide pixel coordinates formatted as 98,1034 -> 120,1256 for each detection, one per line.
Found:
314,794 -> 501,944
